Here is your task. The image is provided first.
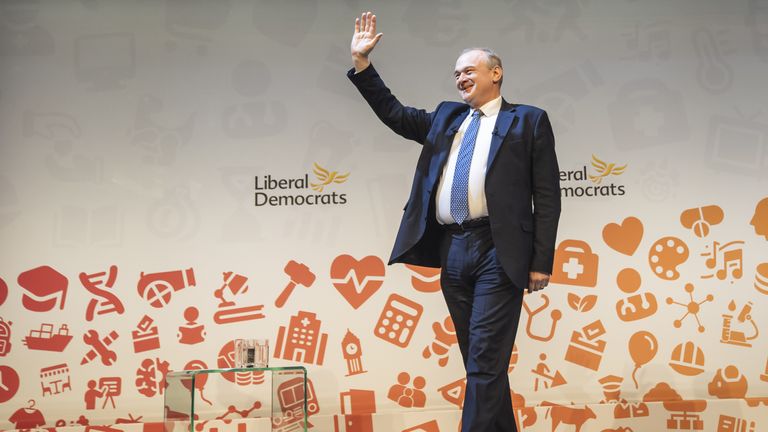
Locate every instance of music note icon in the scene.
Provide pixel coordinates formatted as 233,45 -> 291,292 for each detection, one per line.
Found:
701,241 -> 744,283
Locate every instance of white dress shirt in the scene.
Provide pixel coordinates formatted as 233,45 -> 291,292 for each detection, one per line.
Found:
436,96 -> 502,225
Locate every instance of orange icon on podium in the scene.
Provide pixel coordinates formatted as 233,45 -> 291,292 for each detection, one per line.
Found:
550,240 -> 599,287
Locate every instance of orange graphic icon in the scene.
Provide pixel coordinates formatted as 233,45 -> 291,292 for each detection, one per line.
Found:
0,277 -> 6,307
0,318 -> 9,357
603,216 -> 643,256
180,360 -> 212,406
374,294 -> 423,348
721,300 -> 758,347
18,265 -> 68,312
341,330 -> 366,376
762,357 -> 768,382
213,272 -> 264,324
275,377 -> 318,430
81,329 -> 118,366
135,357 -> 169,398
666,283 -> 714,333
750,197 -> 768,240
178,307 -> 206,345
567,293 -> 597,313
615,268 -> 658,322
680,205 -> 723,237
437,378 -> 465,408
701,240 -> 744,283
669,341 -> 705,376
405,264 -> 441,293
717,415 -> 756,432
598,375 -> 649,418
274,311 -> 328,366
402,420 -> 439,432
132,315 -> 160,353
523,294 -> 562,342
80,265 -> 124,322
387,372 -> 426,408
628,331 -> 658,388
708,365 -> 747,399
511,391 -> 537,430
648,236 -> 689,280
333,389 -> 375,432
423,316 -> 457,367
643,382 -> 706,431
331,255 -> 386,309
0,365 -> 20,404
23,323 -> 73,352
277,261 -> 316,308
532,353 -> 566,391
137,268 -> 195,308
565,320 -> 608,371
84,377 -> 120,409
754,262 -> 768,295
550,240 -> 599,287
540,401 -> 596,432
40,363 -> 71,396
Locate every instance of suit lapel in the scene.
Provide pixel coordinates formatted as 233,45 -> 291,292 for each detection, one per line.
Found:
487,101 -> 517,171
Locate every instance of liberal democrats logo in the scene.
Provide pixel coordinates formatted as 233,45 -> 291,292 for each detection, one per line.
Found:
255,163 -> 349,207
561,155 -> 627,198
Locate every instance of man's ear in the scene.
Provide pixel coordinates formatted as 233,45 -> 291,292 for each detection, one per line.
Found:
493,67 -> 503,84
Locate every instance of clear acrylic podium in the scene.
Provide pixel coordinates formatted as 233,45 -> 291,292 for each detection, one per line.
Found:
163,366 -> 308,432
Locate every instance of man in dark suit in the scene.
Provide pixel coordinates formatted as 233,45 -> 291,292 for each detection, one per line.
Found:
348,12 -> 561,431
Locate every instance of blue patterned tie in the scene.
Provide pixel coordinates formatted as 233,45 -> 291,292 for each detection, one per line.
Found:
450,110 -> 482,225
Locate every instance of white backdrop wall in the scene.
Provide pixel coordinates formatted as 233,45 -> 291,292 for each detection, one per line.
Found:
1,0 -> 767,431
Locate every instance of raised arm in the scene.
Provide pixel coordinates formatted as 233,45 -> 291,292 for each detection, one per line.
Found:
351,11 -> 383,73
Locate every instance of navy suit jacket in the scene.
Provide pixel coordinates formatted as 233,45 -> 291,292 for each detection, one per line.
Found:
349,65 -> 561,290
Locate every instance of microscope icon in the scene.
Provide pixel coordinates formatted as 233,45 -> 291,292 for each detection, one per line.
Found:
721,300 -> 758,347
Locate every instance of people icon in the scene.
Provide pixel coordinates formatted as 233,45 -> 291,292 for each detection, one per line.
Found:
387,372 -> 426,408
178,306 -> 205,345
84,380 -> 104,410
750,197 -> 768,240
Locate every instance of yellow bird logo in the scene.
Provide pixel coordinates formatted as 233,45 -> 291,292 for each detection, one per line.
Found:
310,162 -> 350,192
589,154 -> 626,184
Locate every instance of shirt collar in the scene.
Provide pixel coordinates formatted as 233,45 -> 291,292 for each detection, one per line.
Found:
471,96 -> 502,118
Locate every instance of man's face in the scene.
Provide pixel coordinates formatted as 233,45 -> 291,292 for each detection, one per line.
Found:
454,50 -> 502,109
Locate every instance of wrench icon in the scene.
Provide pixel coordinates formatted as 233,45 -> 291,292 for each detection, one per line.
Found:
81,329 -> 118,366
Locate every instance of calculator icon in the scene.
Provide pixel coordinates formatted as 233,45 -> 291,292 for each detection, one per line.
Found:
374,294 -> 423,348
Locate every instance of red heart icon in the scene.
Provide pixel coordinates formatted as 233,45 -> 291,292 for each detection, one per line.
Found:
331,255 -> 385,309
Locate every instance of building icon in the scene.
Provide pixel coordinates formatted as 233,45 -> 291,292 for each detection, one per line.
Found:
342,329 -> 366,376
275,311 -> 328,366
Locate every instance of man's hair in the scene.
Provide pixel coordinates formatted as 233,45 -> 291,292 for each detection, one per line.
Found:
460,47 -> 503,86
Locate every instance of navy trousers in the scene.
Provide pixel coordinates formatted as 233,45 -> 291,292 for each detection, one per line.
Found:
439,223 -> 525,432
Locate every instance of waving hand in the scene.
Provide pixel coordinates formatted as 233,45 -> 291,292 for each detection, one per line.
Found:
351,11 -> 383,72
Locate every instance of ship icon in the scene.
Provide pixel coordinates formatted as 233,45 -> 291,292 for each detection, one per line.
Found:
23,323 -> 73,352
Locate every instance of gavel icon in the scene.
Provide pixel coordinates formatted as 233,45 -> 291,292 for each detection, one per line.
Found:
275,260 -> 316,308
